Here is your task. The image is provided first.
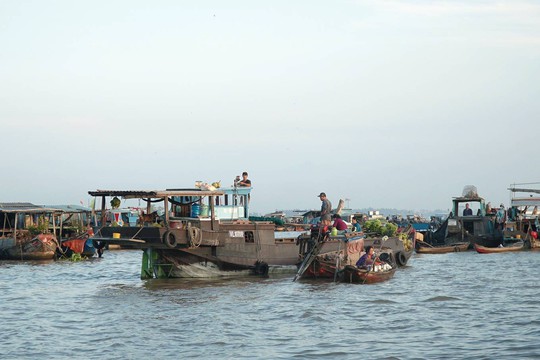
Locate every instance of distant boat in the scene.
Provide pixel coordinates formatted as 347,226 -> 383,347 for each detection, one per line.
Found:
474,240 -> 524,254
0,203 -> 62,260
422,186 -> 502,248
415,241 -> 470,254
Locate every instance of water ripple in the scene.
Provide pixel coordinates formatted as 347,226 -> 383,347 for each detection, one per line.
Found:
2,251 -> 540,358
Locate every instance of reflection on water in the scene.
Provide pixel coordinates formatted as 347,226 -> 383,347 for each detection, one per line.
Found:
2,250 -> 540,359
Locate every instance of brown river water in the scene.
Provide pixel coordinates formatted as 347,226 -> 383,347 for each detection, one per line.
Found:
1,249 -> 540,359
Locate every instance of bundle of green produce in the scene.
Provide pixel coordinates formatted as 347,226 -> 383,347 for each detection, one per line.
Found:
363,219 -> 397,237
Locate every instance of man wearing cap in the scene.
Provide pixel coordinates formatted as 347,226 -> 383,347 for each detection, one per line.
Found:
318,192 -> 332,217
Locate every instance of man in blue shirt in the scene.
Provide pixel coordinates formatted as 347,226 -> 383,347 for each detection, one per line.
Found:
351,217 -> 362,232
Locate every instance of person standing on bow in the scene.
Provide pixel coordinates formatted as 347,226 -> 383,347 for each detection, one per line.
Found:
495,204 -> 507,234
318,192 -> 332,218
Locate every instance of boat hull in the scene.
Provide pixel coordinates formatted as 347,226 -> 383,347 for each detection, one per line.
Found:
341,265 -> 396,284
416,242 -> 470,254
0,234 -> 58,260
474,241 -> 524,253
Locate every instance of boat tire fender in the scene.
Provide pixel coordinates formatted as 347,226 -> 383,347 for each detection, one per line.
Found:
92,239 -> 106,250
163,231 -> 177,248
396,251 -> 407,266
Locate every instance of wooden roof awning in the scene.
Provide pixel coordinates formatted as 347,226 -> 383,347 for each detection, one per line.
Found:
88,189 -> 225,199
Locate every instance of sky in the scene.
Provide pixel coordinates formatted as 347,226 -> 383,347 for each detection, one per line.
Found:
1,0 -> 539,215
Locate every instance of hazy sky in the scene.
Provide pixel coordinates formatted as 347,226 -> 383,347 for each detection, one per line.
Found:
1,0 -> 539,214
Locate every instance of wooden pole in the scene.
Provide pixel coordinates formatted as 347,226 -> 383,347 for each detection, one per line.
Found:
59,212 -> 63,239
210,195 -> 216,231
101,196 -> 106,226
164,197 -> 169,225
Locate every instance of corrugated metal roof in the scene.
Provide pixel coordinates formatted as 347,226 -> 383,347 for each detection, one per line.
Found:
0,203 -> 63,213
88,189 -> 225,198
44,205 -> 92,212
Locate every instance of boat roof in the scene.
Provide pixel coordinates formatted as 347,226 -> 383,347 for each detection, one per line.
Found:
511,197 -> 540,207
508,186 -> 540,195
0,202 -> 63,214
452,196 -> 484,202
88,189 -> 225,199
44,204 -> 92,213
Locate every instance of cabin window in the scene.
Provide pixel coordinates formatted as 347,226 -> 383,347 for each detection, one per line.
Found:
244,231 -> 254,243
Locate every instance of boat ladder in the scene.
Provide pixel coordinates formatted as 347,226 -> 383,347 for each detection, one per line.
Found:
293,235 -> 326,282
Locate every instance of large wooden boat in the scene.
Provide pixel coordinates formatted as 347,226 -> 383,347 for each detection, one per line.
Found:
0,203 -> 62,260
415,241 -> 470,254
88,187 -> 342,279
505,185 -> 540,249
422,187 -> 502,248
474,240 -> 524,254
294,228 -> 412,281
297,231 -> 414,270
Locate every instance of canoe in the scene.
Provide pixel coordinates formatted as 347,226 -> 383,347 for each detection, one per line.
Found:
474,241 -> 524,254
416,242 -> 470,254
341,264 -> 397,284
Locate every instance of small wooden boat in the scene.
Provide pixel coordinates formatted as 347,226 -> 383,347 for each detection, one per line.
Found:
341,264 -> 397,284
416,241 -> 470,254
1,233 -> 59,260
474,240 -> 524,254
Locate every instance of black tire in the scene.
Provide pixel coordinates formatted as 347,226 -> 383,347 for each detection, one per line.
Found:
92,239 -> 106,250
396,251 -> 407,266
163,231 -> 177,249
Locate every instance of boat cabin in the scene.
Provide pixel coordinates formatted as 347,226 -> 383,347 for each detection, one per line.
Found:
0,203 -> 64,248
449,196 -> 491,236
506,185 -> 540,236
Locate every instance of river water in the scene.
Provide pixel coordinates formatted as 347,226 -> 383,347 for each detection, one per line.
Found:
1,249 -> 539,359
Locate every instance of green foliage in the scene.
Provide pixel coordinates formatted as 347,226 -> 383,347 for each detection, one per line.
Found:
69,252 -> 84,262
110,196 -> 121,209
27,215 -> 49,236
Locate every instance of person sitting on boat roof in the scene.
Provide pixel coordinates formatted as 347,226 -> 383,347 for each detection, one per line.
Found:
356,245 -> 375,269
237,172 -> 251,187
351,217 -> 362,232
318,192 -> 332,217
463,203 -> 473,216
332,214 -> 348,232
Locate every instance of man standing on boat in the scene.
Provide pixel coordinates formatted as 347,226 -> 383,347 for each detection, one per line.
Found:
237,172 -> 251,187
495,204 -> 507,234
318,192 -> 332,217
463,203 -> 473,216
